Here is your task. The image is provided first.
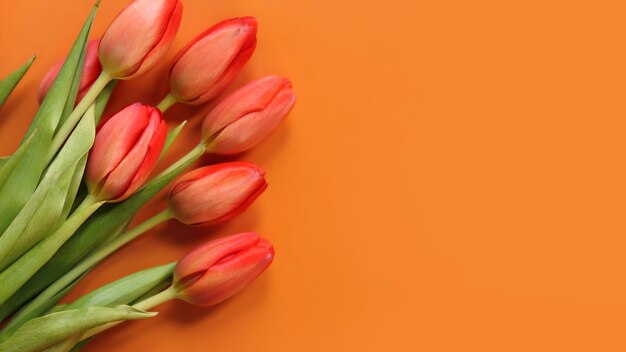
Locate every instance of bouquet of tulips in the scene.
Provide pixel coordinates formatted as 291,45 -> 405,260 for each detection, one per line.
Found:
0,0 -> 295,350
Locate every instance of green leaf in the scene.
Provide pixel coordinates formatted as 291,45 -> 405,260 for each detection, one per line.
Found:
0,166 -> 74,270
0,105 -> 97,270
68,263 -> 175,310
0,131 -> 36,190
0,306 -> 155,352
0,56 -> 35,109
0,145 -> 205,319
0,156 -> 8,169
0,272 -> 88,342
61,155 -> 88,220
0,200 -> 103,306
42,333 -> 82,352
0,3 -> 98,237
161,120 -> 187,159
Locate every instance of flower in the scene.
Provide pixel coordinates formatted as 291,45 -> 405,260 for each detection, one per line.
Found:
202,76 -> 295,155
37,39 -> 102,104
168,17 -> 258,105
168,162 -> 267,226
173,232 -> 274,306
86,103 -> 167,202
99,0 -> 183,79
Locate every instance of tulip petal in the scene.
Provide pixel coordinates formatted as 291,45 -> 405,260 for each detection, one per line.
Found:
168,162 -> 267,225
86,103 -> 149,193
175,234 -> 274,306
99,0 -> 182,79
174,233 -> 261,289
87,104 -> 166,201
210,83 -> 296,154
170,17 -> 257,104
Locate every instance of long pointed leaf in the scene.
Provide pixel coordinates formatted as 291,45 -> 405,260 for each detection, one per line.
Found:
0,306 -> 155,352
68,263 -> 175,310
0,56 -> 35,108
0,131 -> 36,190
161,120 -> 187,158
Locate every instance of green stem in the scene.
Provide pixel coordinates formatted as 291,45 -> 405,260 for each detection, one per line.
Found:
133,285 -> 178,311
73,193 -> 98,213
156,93 -> 177,112
79,286 -> 178,340
47,72 -> 112,163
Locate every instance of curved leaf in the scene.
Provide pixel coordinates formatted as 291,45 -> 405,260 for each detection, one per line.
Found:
0,306 -> 155,352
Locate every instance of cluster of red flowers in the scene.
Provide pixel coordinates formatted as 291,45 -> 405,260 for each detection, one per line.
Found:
0,0 -> 295,349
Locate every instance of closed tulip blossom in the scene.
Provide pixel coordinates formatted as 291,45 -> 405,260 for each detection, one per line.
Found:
163,17 -> 257,108
38,39 -> 102,104
168,162 -> 267,226
202,76 -> 296,155
86,103 -> 167,202
99,0 -> 183,80
173,232 -> 274,306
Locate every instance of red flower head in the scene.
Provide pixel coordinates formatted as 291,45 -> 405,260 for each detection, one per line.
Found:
202,76 -> 295,155
174,233 -> 274,306
169,162 -> 267,226
169,17 -> 258,105
86,103 -> 167,202
99,0 -> 182,79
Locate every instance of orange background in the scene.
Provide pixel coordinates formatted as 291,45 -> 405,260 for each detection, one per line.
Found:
2,0 -> 626,351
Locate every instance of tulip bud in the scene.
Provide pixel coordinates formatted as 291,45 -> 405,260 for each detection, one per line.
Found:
86,103 -> 167,202
38,39 -> 102,104
99,0 -> 182,79
173,232 -> 274,306
168,162 -> 267,226
168,17 -> 257,105
202,76 -> 296,155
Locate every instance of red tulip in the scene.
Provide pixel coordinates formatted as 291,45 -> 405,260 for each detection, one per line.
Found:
99,0 -> 182,79
168,162 -> 267,226
169,17 -> 257,105
173,233 -> 274,306
86,103 -> 167,202
38,39 -> 102,104
202,76 -> 296,155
